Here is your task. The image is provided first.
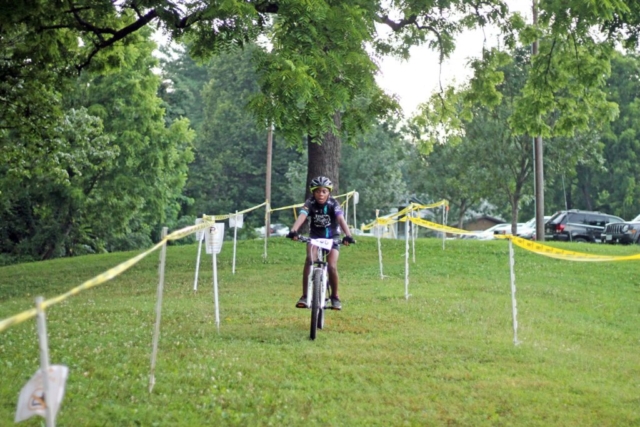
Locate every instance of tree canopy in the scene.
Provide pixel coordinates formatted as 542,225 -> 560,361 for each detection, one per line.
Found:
0,28 -> 194,262
5,1 -> 640,144
178,44 -> 304,222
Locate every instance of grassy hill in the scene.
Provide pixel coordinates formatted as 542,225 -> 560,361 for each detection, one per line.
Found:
1,237 -> 639,426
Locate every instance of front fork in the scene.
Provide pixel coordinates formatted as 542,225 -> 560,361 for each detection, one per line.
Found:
305,268 -> 313,308
320,265 -> 328,308
305,264 -> 328,309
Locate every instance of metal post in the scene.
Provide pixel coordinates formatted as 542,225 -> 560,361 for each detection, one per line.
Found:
213,251 -> 220,332
404,218 -> 410,300
149,227 -> 168,393
442,205 -> 446,250
508,239 -> 520,345
376,210 -> 384,280
35,297 -> 54,427
263,202 -> 269,260
533,0 -> 545,241
344,194 -> 350,229
411,211 -> 416,263
232,210 -> 238,274
265,125 -> 273,241
193,229 -> 204,291
562,174 -> 568,210
353,191 -> 357,231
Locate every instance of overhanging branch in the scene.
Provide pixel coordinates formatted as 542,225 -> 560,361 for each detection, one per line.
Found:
76,9 -> 159,71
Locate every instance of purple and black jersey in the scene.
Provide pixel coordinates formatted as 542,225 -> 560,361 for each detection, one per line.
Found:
300,196 -> 344,239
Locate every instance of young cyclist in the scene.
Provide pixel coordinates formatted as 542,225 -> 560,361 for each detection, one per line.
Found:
286,176 -> 355,310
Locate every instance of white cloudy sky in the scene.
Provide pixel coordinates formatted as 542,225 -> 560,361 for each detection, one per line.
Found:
376,1 -> 532,116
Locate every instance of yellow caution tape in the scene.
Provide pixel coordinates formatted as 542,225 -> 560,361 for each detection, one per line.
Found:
0,239 -> 167,333
270,203 -> 304,212
361,217 -> 400,230
166,220 -> 214,241
377,218 -> 399,226
413,200 -> 449,210
203,201 -> 268,222
360,200 -> 448,231
361,213 -> 400,230
408,216 -> 475,235
240,201 -> 268,214
497,234 -> 640,262
1,194 -> 350,333
333,190 -> 356,199
270,191 -> 355,213
0,218 -> 222,334
203,213 -> 232,221
340,194 -> 351,208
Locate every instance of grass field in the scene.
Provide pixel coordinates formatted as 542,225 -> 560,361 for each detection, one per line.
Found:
1,236 -> 639,426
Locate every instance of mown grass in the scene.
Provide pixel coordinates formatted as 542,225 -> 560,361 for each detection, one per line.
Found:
1,237 -> 639,426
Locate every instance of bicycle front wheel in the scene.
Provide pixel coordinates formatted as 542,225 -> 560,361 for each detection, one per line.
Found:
310,269 -> 323,340
318,278 -> 329,330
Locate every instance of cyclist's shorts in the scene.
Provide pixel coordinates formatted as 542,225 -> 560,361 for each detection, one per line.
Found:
331,237 -> 340,251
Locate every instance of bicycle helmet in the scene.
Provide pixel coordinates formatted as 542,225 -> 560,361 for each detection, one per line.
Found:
309,176 -> 333,192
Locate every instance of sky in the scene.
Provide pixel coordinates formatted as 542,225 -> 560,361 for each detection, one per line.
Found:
376,1 -> 532,117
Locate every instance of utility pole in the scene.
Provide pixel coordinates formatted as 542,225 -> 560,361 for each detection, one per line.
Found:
532,0 -> 545,241
265,125 -> 273,239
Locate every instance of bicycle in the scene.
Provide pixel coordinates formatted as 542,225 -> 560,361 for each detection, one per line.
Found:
296,236 -> 334,340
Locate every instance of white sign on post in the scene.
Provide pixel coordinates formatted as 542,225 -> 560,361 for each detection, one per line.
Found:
15,365 -> 68,423
229,213 -> 243,229
353,191 -> 359,205
205,223 -> 225,255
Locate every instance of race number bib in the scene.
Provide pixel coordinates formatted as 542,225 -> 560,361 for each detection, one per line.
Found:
310,238 -> 333,250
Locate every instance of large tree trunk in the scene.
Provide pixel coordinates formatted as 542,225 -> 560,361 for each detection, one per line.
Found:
456,199 -> 468,229
510,198 -> 519,235
305,112 -> 342,199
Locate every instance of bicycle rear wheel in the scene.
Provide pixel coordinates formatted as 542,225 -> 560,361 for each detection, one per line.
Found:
310,269 -> 322,340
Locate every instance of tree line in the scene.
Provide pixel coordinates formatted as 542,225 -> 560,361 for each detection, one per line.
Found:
2,1 -> 640,263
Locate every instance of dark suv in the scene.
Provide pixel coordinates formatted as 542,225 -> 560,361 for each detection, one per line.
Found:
545,210 -> 624,243
602,214 -> 640,244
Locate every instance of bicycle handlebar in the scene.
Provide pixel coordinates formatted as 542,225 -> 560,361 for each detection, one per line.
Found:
290,235 -> 355,245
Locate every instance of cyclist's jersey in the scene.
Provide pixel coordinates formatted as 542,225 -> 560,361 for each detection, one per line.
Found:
300,196 -> 344,239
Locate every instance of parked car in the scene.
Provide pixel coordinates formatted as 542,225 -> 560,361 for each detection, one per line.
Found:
460,230 -> 484,240
255,223 -> 290,238
602,214 -> 640,244
517,216 -> 552,240
475,223 -> 522,240
271,223 -> 290,237
545,210 -> 624,243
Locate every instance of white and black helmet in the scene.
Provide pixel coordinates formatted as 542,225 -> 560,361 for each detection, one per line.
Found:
309,176 -> 333,192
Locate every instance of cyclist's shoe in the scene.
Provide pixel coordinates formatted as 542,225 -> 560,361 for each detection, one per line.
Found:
330,297 -> 342,311
296,296 -> 308,308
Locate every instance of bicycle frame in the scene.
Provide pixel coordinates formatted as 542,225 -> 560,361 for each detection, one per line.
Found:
297,236 -> 332,339
307,247 -> 329,304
